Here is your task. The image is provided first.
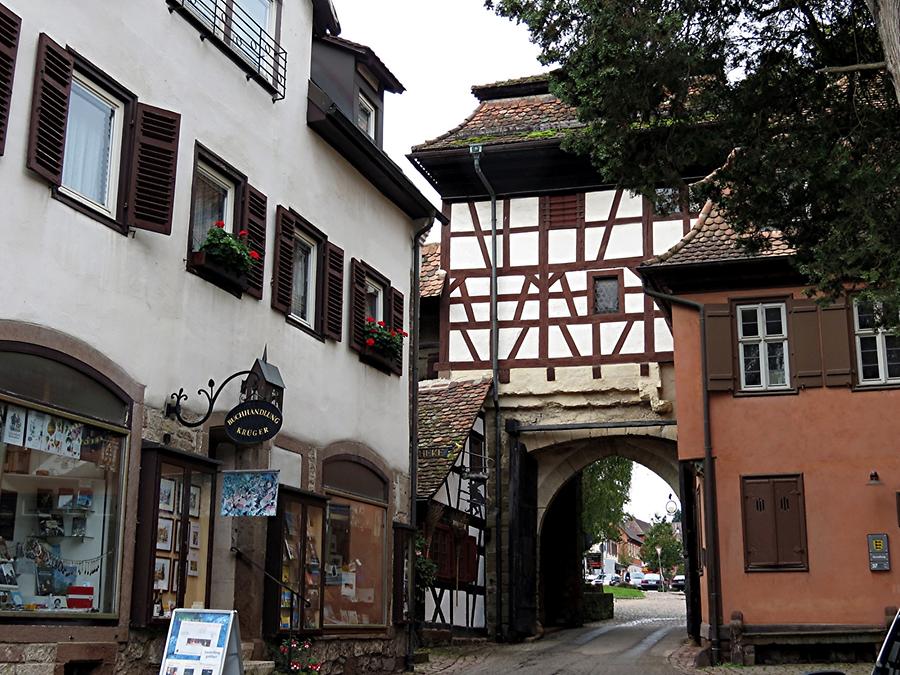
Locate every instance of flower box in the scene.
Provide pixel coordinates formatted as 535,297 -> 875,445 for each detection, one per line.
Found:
189,251 -> 248,298
359,345 -> 397,375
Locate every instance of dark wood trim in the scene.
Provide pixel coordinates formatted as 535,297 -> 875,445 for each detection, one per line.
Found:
740,473 -> 809,573
587,268 -> 626,316
187,141 -> 248,257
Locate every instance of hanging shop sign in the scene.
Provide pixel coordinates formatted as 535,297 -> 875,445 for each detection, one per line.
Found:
223,400 -> 282,444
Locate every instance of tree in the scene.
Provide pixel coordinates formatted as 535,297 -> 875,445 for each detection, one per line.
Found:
640,517 -> 682,578
581,457 -> 632,550
488,0 -> 900,324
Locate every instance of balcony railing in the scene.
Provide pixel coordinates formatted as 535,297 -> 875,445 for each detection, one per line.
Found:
168,0 -> 287,101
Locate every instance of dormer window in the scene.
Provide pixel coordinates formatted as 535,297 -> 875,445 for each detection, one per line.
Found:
357,94 -> 376,140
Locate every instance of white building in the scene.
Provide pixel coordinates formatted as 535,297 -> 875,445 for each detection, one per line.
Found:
0,1 -> 440,672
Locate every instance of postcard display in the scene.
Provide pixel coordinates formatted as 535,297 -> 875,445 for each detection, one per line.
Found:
276,497 -> 324,631
0,402 -> 123,614
159,609 -> 242,675
153,464 -> 213,619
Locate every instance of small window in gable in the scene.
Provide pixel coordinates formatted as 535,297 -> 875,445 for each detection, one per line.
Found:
60,75 -> 125,217
357,94 -> 376,140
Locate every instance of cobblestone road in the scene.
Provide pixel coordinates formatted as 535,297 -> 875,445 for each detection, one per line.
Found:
415,591 -> 875,675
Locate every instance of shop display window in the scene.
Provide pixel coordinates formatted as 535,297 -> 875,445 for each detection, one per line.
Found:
322,458 -> 388,627
263,487 -> 327,635
0,350 -> 129,618
132,445 -> 218,626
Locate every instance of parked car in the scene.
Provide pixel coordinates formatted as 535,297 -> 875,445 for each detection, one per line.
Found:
671,574 -> 685,591
607,573 -> 622,586
589,573 -> 607,586
640,573 -> 662,591
627,572 -> 645,588
584,572 -> 601,585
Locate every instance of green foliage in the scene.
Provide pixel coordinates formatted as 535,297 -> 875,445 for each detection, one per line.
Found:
617,544 -> 632,567
199,222 -> 260,275
603,585 -> 645,599
639,516 -> 682,576
581,457 -> 632,549
273,637 -> 322,674
487,0 -> 900,325
415,534 -> 438,588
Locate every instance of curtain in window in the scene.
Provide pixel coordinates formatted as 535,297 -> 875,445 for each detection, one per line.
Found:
192,173 -> 227,250
291,239 -> 311,320
61,81 -> 114,206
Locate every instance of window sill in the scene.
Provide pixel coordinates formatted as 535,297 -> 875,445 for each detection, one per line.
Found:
51,188 -> 128,235
286,315 -> 325,343
852,382 -> 900,392
733,388 -> 798,398
744,566 -> 809,573
188,251 -> 248,298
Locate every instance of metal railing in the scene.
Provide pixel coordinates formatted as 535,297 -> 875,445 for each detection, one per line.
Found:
168,0 -> 287,100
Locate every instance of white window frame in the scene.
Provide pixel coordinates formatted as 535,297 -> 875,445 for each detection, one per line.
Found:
357,94 -> 376,140
736,303 -> 790,392
59,73 -> 125,218
853,300 -> 900,385
192,160 -> 236,250
365,279 -> 384,321
289,231 -> 318,328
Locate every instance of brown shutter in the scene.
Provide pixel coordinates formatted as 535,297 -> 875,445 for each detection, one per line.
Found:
789,300 -> 823,388
321,242 -> 344,341
540,193 -> 585,227
125,103 -> 180,235
271,205 -> 296,314
26,33 -> 73,184
741,477 -> 778,569
460,535 -> 478,584
349,258 -> 367,352
241,184 -> 267,299
773,476 -> 807,568
389,286 -> 405,374
820,300 -> 853,387
705,304 -> 734,391
0,3 -> 22,157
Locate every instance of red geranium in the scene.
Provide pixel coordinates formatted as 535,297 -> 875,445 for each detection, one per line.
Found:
366,337 -> 376,347
214,220 -> 225,228
366,317 -> 376,323
238,229 -> 249,237
377,320 -> 385,327
249,250 -> 261,260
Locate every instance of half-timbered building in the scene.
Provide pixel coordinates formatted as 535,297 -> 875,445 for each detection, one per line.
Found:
416,377 -> 491,641
409,73 -> 696,638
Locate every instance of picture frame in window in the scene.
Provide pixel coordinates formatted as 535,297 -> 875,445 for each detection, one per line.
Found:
190,522 -> 201,549
189,484 -> 202,518
188,551 -> 200,577
157,517 -> 174,552
153,557 -> 170,591
159,477 -> 176,512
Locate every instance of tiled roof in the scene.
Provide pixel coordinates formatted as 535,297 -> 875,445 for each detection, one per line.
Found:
417,377 -> 492,499
419,243 -> 445,298
642,199 -> 795,268
412,73 -> 581,152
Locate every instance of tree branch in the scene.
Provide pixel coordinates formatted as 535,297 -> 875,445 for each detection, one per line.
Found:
817,61 -> 888,73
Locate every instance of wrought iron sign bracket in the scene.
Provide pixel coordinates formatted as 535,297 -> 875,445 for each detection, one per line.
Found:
165,370 -> 256,428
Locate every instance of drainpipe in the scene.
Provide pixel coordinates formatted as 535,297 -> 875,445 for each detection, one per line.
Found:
643,286 -> 722,665
407,215 -> 435,671
470,145 -> 503,641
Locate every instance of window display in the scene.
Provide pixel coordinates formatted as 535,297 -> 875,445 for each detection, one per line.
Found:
133,447 -> 217,625
0,401 -> 126,617
264,488 -> 326,635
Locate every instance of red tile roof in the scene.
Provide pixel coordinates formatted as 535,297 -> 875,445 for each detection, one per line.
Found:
417,377 -> 492,499
643,199 -> 795,268
419,243 -> 445,298
412,73 -> 581,153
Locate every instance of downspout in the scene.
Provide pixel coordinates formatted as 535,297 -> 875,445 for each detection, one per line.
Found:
407,215 -> 435,671
470,145 -> 503,641
643,286 -> 722,665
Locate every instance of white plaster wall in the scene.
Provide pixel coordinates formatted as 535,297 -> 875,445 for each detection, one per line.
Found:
565,271 -> 587,292
568,324 -> 593,356
450,203 -> 474,232
548,229 -> 577,264
466,277 -> 491,297
449,331 -> 471,362
548,326 -> 570,358
654,318 -> 674,352
584,226 -> 605,260
620,322 -> 645,354
625,293 -> 644,314
498,327 -> 520,360
497,275 -> 525,295
616,191 -> 644,219
517,328 -> 539,359
449,237 -> 485,269
2,0 -> 419,470
605,222 -> 643,259
269,446 -> 302,489
508,231 -> 539,267
585,190 -> 615,222
653,219 -> 684,255
508,197 -> 538,229
600,323 -> 627,355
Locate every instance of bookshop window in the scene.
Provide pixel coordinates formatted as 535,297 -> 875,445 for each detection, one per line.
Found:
0,350 -> 129,617
322,459 -> 388,627
133,447 -> 217,624
264,489 -> 326,634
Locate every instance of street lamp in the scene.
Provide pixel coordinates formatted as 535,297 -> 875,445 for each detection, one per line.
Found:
656,544 -> 663,589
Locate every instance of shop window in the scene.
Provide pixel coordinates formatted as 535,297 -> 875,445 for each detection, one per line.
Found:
0,349 -> 128,618
131,445 -> 218,625
264,487 -> 327,635
322,458 -> 388,627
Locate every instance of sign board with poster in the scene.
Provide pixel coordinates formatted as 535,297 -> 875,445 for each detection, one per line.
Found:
158,609 -> 242,675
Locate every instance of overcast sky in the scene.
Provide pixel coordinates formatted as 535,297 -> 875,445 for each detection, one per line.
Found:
334,1 -> 674,522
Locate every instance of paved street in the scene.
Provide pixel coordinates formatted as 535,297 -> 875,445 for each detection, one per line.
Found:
417,591 -> 687,674
416,592 -> 876,675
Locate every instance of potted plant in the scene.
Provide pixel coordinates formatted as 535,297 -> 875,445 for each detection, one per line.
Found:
190,220 -> 261,296
361,317 -> 408,371
273,637 -> 322,673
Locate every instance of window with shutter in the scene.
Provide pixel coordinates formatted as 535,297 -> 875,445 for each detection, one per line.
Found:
0,2 -> 21,157
125,103 -> 180,235
741,475 -> 808,571
242,185 -> 268,299
270,206 -> 342,339
389,287 -> 405,375
789,301 -> 823,388
820,300 -> 853,387
27,34 -> 74,185
851,300 -> 900,386
736,303 -> 790,391
349,259 -> 400,374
